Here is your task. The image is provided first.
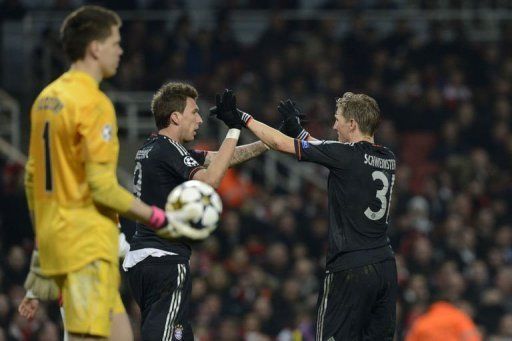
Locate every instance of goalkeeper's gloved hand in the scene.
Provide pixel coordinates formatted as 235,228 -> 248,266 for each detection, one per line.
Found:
209,89 -> 253,128
24,249 -> 59,301
148,206 -> 215,240
277,99 -> 310,140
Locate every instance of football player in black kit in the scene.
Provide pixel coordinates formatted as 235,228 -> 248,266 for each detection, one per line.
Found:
212,92 -> 397,340
123,82 -> 269,341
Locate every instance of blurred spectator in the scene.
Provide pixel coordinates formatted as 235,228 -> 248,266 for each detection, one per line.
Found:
490,313 -> 512,340
406,300 -> 482,341
2,246 -> 28,290
0,163 -> 33,250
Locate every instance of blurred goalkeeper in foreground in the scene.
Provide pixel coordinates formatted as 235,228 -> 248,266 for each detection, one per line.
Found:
21,6 -> 194,340
18,227 -> 131,340
123,83 -> 269,340
211,91 -> 398,340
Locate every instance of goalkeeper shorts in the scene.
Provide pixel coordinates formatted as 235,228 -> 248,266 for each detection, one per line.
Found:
54,259 -> 120,337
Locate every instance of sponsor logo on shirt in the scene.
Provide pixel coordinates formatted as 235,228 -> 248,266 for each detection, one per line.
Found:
184,156 -> 199,167
301,140 -> 310,149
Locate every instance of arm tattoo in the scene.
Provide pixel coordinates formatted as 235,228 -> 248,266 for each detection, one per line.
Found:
204,141 -> 268,167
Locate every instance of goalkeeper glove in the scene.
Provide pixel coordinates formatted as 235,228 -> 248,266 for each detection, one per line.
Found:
157,215 -> 216,240
278,99 -> 309,139
149,206 -> 215,240
24,250 -> 59,301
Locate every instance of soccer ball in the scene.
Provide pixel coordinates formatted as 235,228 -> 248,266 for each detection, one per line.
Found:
166,180 -> 223,232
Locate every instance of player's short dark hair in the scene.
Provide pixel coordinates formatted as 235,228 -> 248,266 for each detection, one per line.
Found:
336,92 -> 381,135
151,82 -> 199,130
60,6 -> 121,62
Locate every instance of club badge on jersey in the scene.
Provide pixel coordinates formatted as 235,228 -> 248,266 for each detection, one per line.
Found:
173,324 -> 183,340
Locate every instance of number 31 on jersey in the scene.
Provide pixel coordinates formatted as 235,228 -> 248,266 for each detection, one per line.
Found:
364,170 -> 395,223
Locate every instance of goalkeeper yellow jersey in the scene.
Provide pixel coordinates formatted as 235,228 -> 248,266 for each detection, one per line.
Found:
26,70 -> 119,275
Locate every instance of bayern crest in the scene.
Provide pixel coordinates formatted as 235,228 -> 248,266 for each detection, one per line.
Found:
174,324 -> 183,340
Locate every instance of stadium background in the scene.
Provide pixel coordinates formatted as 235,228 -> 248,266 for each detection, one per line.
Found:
1,0 -> 512,340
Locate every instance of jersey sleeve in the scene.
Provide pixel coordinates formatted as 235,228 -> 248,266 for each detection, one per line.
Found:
162,144 -> 205,180
77,98 -> 118,163
294,139 -> 353,169
188,149 -> 207,166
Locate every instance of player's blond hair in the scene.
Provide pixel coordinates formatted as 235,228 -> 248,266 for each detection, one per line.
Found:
60,6 -> 121,62
336,92 -> 381,135
151,82 -> 199,130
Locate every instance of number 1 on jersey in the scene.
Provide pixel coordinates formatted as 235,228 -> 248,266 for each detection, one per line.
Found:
364,170 -> 395,223
42,121 -> 53,192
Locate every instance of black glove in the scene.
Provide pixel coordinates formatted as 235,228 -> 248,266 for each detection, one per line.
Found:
209,89 -> 243,129
278,99 -> 310,139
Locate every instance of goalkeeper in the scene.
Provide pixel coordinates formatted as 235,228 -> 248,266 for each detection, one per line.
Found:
23,6 -> 196,341
18,228 -> 133,341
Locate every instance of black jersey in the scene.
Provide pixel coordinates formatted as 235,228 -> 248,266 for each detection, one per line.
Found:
130,134 -> 206,259
294,139 -> 396,272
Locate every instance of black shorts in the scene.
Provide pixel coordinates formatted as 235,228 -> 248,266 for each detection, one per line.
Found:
315,258 -> 397,341
127,256 -> 193,341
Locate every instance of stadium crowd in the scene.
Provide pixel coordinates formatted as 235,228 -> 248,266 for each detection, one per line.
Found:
1,1 -> 512,340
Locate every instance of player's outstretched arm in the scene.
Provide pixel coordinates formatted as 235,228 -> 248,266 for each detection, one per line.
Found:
84,161 -> 164,226
192,134 -> 237,188
209,89 -> 296,155
193,89 -> 240,188
85,161 -> 201,238
246,118 -> 296,154
203,140 -> 269,167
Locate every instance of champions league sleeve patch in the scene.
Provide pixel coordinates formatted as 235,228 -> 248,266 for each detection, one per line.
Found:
101,124 -> 112,141
183,155 -> 199,167
301,140 -> 310,149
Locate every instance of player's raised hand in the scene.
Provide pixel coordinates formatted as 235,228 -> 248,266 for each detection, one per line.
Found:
209,89 -> 242,129
278,99 -> 310,140
209,89 -> 253,128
